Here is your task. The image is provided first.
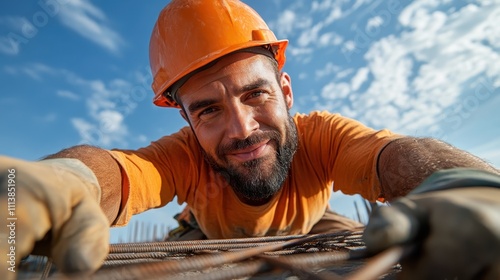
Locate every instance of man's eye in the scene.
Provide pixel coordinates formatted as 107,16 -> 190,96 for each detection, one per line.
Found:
249,90 -> 265,99
199,107 -> 217,117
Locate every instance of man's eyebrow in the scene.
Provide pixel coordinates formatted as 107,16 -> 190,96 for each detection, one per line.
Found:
239,78 -> 273,93
187,78 -> 274,113
188,99 -> 218,114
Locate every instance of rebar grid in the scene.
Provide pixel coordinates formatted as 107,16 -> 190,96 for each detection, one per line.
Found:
19,231 -> 402,280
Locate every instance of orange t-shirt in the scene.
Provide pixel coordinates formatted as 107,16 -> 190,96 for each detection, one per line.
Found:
108,111 -> 400,238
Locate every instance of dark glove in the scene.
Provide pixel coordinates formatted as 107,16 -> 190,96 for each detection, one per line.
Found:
363,168 -> 500,280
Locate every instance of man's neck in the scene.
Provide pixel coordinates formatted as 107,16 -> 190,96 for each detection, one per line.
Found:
233,191 -> 274,206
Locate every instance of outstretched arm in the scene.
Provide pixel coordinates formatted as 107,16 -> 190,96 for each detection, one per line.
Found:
44,145 -> 122,224
0,145 -> 123,277
364,168 -> 500,279
366,138 -> 500,278
377,137 -> 499,200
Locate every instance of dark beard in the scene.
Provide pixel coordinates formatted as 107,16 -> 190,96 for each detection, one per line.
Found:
203,114 -> 298,204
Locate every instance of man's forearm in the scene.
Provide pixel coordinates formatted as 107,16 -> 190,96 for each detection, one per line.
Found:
44,145 -> 122,224
377,137 -> 499,201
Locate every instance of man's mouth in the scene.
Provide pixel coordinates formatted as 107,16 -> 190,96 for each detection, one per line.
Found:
226,140 -> 271,163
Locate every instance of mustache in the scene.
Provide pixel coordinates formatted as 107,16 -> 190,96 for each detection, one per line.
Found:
217,130 -> 281,156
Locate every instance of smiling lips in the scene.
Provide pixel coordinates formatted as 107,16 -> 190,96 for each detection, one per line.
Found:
227,140 -> 271,162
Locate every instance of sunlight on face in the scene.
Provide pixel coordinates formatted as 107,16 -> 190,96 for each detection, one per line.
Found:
178,52 -> 297,204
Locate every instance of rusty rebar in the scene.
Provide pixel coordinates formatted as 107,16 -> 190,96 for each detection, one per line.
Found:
49,232 -> 358,279
346,246 -> 404,280
110,233 -> 308,248
164,260 -> 273,280
29,231 -> 403,280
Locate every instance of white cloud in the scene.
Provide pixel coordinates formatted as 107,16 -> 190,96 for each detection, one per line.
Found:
0,37 -> 20,55
325,6 -> 343,24
310,0 -> 348,24
4,63 -> 138,147
70,118 -> 120,146
287,46 -> 314,60
297,23 -> 324,48
272,8 -> 314,39
97,110 -> 125,134
297,72 -> 308,80
273,10 -> 297,38
72,77 -> 138,147
271,1 -> 346,54
25,63 -> 58,81
0,16 -> 35,55
321,82 -> 350,100
57,90 -> 80,100
336,68 -> 354,80
57,0 -> 125,53
311,0 -> 334,12
318,32 -> 344,47
342,40 -> 356,53
71,118 -> 92,135
3,63 -> 57,80
394,1 -> 500,134
366,15 -> 384,30
351,67 -> 369,91
315,62 -> 341,79
137,134 -> 148,143
301,0 -> 500,139
71,106 -> 128,147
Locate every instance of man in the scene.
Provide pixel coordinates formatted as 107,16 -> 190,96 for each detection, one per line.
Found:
0,0 -> 499,279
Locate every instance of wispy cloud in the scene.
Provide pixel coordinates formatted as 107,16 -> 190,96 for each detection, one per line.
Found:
38,112 -> 57,123
0,0 -> 124,55
351,67 -> 369,91
285,0 -> 500,139
70,77 -> 134,147
366,15 -> 384,30
71,110 -> 128,147
57,0 -> 125,53
3,63 -> 57,80
57,90 -> 80,101
361,1 -> 499,136
314,62 -> 341,79
0,16 -> 33,55
3,62 -> 149,147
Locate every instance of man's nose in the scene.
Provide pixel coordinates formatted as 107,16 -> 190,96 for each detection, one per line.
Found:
226,104 -> 259,140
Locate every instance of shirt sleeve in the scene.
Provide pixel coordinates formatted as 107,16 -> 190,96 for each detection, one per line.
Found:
107,126 -> 202,226
295,111 -> 402,202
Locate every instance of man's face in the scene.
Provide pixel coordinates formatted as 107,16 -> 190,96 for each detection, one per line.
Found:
178,52 -> 298,205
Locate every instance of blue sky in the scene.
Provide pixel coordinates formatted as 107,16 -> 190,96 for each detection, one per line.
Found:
1,0 -> 499,243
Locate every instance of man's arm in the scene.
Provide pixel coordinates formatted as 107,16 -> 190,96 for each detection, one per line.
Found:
377,137 -> 499,200
44,145 -> 122,224
368,139 -> 500,278
0,147 -> 117,275
363,169 -> 500,279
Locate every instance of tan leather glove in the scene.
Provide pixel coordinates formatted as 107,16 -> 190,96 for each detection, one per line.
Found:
363,169 -> 500,280
0,156 -> 109,278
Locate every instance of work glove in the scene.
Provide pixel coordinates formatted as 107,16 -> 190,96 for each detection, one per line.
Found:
0,156 -> 109,279
363,168 -> 500,280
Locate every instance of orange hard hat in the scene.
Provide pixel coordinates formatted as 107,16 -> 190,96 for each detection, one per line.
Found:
149,0 -> 289,108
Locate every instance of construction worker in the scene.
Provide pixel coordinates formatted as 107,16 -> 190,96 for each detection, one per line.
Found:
0,1 -> 499,279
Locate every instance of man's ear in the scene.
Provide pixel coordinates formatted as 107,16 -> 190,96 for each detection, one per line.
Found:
280,72 -> 293,109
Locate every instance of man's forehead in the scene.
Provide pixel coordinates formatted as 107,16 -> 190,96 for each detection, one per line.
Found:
178,53 -> 276,99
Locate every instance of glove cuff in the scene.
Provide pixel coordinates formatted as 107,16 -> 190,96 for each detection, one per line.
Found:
411,168 -> 500,195
40,158 -> 101,202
